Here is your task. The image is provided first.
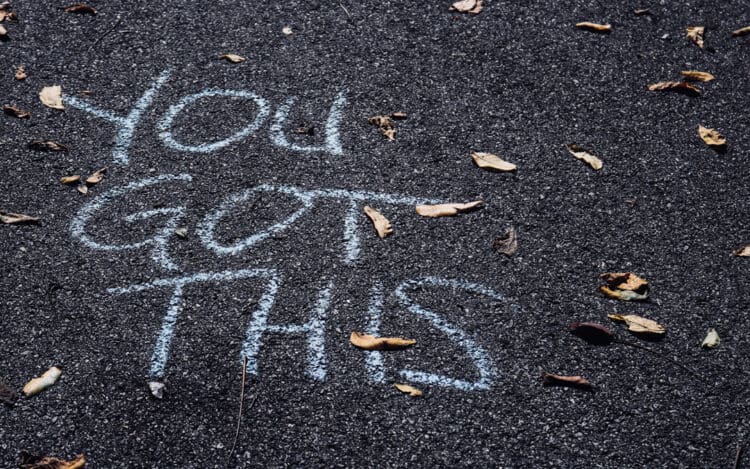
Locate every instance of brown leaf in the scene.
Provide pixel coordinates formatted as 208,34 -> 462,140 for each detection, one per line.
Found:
599,286 -> 648,301
575,22 -> 611,32
600,272 -> 648,292
391,111 -> 407,119
566,144 -> 603,170
686,26 -> 705,48
698,125 -> 726,147
633,8 -> 650,15
18,451 -> 86,469
363,206 -> 393,238
28,140 -> 68,151
350,331 -> 415,350
732,26 -> 750,37
220,53 -> 246,63
680,70 -> 715,82
471,151 -> 517,172
449,0 -> 483,14
64,3 -> 96,14
3,104 -> 30,118
60,175 -> 81,185
647,81 -> 701,96
0,378 -> 18,405
39,85 -> 64,110
608,314 -> 665,335
415,201 -> 482,218
541,372 -> 592,390
15,65 -> 26,80
569,322 -> 615,345
22,367 -> 61,397
394,383 -> 423,397
77,184 -> 88,195
0,211 -> 39,224
85,167 -> 107,185
493,227 -> 518,256
368,115 -> 396,141
733,245 -> 750,257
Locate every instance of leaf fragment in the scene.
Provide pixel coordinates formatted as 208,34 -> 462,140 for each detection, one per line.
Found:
570,322 -> 615,345
0,23 -> 6,38
368,115 -> 396,141
350,331 -> 415,350
363,206 -> 393,238
85,167 -> 107,185
60,175 -> 81,185
394,383 -> 423,397
282,26 -> 293,35
471,151 -> 517,172
608,314 -> 665,335
76,184 -> 88,195
0,211 -> 39,224
698,125 -> 726,147
0,378 -> 18,405
633,8 -> 650,15
415,201 -> 482,218
733,244 -> 750,257
22,366 -> 61,397
647,81 -> 701,96
686,26 -> 705,48
566,144 -> 603,170
64,3 -> 96,14
493,227 -> 518,256
449,0 -> 483,14
701,328 -> 720,349
391,111 -> 407,119
39,85 -> 64,110
680,70 -> 715,82
575,22 -> 611,33
220,53 -> 246,63
28,140 -> 68,151
2,104 -> 30,118
148,381 -> 165,399
15,65 -> 26,80
175,227 -> 188,238
18,451 -> 86,469
600,286 -> 648,301
600,272 -> 648,292
541,372 -> 592,390
732,26 -> 750,37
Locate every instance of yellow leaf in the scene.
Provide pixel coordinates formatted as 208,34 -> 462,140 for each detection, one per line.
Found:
363,206 -> 393,239
60,175 -> 81,185
39,85 -> 64,110
0,211 -> 39,224
449,0 -> 482,14
394,383 -> 423,397
566,144 -> 602,170
471,151 -> 517,172
22,367 -> 61,397
733,245 -> 750,256
701,328 -> 720,349
85,167 -> 107,185
608,314 -> 665,335
350,331 -> 415,350
415,201 -> 482,218
647,81 -> 701,96
575,22 -> 612,32
698,125 -> 726,147
220,53 -> 246,63
686,26 -> 705,48
732,26 -> 750,37
680,70 -> 715,82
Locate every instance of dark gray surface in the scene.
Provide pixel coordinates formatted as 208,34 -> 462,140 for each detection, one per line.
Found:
1,0 -> 750,467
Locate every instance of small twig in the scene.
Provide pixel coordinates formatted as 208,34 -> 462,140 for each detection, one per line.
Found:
616,339 -> 702,380
228,357 -> 248,457
339,3 -> 352,18
736,445 -> 745,469
88,16 -> 122,51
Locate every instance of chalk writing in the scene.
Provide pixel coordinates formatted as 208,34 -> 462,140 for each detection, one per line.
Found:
269,91 -> 347,156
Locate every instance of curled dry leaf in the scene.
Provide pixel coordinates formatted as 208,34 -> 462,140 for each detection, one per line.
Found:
0,378 -> 18,405
493,227 -> 518,256
471,151 -> 517,172
368,115 -> 396,141
60,175 -> 81,185
86,167 -> 107,185
148,381 -> 165,399
64,3 -> 97,14
732,26 -> 750,37
698,125 -> 726,147
686,26 -> 705,48
647,81 -> 701,96
350,331 -> 415,350
415,201 -> 482,218
733,245 -> 750,257
680,70 -> 715,82
701,328 -> 720,349
0,211 -> 39,224
22,366 -> 61,397
575,22 -> 612,32
600,287 -> 648,301
394,383 -> 423,397
449,0 -> 483,14
15,65 -> 26,80
363,206 -> 393,238
566,144 -> 602,170
39,85 -> 64,110
608,314 -> 665,335
29,140 -> 68,151
18,451 -> 86,469
600,272 -> 648,292
3,104 -> 30,118
391,111 -> 407,119
541,372 -> 592,390
220,53 -> 246,63
570,322 -> 615,345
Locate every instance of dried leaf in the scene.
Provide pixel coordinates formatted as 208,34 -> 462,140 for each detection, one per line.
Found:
64,3 -> 96,14
701,328 -> 720,349
18,451 -> 86,469
680,70 -> 715,82
732,26 -> 750,37
3,104 -> 30,118
175,227 -> 188,238
698,125 -> 726,147
363,206 -> 393,239
599,286 -> 648,301
60,175 -> 81,185
566,144 -> 603,170
647,81 -> 701,96
15,65 -> 26,80
449,0 -> 482,14
391,111 -> 407,119
600,272 -> 648,292
686,26 -> 705,48
85,167 -> 107,185
282,26 -> 293,35
575,22 -> 612,32
39,85 -> 64,110
220,53 -> 246,63
541,372 -> 592,389
733,245 -> 750,257
350,331 -> 415,350
148,381 -> 165,399
570,322 -> 615,345
471,151 -> 517,172
0,211 -> 39,224
368,115 -> 396,141
0,24 -> 6,38
28,140 -> 68,151
633,9 -> 650,15
394,383 -> 423,397
22,366 -> 61,397
0,378 -> 18,405
608,314 -> 665,335
415,201 -> 482,218
493,227 -> 518,256
76,185 -> 88,195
